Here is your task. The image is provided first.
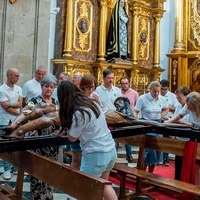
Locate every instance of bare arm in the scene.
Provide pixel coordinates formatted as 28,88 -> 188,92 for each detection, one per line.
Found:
164,113 -> 182,123
133,109 -> 139,118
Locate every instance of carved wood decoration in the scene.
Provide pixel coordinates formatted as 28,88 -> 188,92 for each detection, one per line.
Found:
53,0 -> 166,94
189,0 -> 200,49
138,16 -> 150,60
73,0 -> 93,52
168,0 -> 200,92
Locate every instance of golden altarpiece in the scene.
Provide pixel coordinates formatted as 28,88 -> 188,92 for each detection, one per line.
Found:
168,0 -> 200,92
52,0 -> 166,94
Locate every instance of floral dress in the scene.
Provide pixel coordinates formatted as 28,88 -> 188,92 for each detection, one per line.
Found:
28,95 -> 59,200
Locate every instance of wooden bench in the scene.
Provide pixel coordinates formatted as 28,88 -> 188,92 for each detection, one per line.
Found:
113,134 -> 200,200
0,150 -> 111,200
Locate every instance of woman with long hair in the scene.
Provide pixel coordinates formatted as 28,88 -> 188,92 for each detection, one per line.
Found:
57,81 -> 118,200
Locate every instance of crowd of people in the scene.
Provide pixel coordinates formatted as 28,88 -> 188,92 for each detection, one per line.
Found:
0,66 -> 200,199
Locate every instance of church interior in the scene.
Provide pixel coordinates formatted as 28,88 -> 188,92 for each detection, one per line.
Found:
0,0 -> 200,200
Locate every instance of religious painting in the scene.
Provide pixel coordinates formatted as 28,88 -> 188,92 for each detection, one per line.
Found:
78,18 -> 89,33
139,32 -> 147,44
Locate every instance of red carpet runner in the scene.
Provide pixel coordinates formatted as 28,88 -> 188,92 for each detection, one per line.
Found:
109,161 -> 182,200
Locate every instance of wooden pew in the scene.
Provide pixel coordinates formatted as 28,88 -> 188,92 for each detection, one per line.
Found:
113,134 -> 200,200
0,151 -> 111,200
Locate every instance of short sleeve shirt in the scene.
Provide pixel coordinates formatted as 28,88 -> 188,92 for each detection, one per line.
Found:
122,88 -> 139,112
22,78 -> 42,102
134,92 -> 168,120
0,83 -> 22,125
95,84 -> 122,110
163,91 -> 179,118
69,105 -> 115,153
179,105 -> 200,126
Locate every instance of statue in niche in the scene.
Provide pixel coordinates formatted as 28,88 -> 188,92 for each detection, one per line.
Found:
78,18 -> 89,33
191,72 -> 200,92
106,0 -> 130,62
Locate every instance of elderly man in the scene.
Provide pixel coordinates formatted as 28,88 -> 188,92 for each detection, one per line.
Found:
22,66 -> 46,107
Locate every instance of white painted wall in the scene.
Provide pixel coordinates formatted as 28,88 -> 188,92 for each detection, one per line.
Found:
48,0 -> 59,74
160,0 -> 175,80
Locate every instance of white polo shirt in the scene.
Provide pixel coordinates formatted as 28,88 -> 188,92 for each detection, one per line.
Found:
162,91 -> 179,118
179,105 -> 200,126
95,84 -> 122,110
22,78 -> 41,102
134,92 -> 168,120
69,105 -> 115,153
174,104 -> 190,122
0,83 -> 22,125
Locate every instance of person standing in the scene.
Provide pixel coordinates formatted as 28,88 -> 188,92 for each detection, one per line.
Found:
120,77 -> 139,162
22,66 -> 46,107
28,75 -> 59,200
160,79 -> 179,166
72,72 -> 83,88
173,86 -> 191,180
52,72 -> 72,100
164,91 -> 200,185
69,72 -> 83,169
95,69 -> 122,111
133,81 -> 168,173
0,68 -> 22,180
57,81 -> 118,200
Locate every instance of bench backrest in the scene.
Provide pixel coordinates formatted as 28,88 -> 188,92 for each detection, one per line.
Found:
116,134 -> 200,160
0,151 -> 111,200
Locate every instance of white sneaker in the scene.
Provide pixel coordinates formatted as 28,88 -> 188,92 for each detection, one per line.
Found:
3,170 -> 11,180
0,167 -> 4,174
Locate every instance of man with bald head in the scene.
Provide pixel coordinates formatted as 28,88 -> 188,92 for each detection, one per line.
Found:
0,68 -> 22,180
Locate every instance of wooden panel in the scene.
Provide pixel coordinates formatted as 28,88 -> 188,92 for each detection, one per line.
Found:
0,151 -> 111,200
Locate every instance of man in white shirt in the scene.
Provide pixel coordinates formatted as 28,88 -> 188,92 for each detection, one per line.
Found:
160,79 -> 179,166
95,69 -> 122,110
22,66 -> 46,106
0,68 -> 22,180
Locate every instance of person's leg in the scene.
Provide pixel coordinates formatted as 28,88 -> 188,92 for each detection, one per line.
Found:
30,176 -> 54,200
163,152 -> 169,166
125,144 -> 134,162
3,161 -> 12,180
101,171 -> 118,200
3,161 -> 11,172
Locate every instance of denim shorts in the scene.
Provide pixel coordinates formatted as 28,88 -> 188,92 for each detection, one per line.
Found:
80,147 -> 117,178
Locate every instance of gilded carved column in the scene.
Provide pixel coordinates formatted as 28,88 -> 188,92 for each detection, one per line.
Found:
153,14 -> 162,68
173,0 -> 185,51
131,7 -> 140,64
63,0 -> 73,57
97,0 -> 107,61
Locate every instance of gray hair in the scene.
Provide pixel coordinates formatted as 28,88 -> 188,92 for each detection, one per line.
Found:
41,75 -> 57,87
148,81 -> 161,90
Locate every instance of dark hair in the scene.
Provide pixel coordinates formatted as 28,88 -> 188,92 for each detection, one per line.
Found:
57,81 -> 100,130
160,79 -> 169,87
103,69 -> 113,78
175,86 -> 190,96
80,74 -> 96,91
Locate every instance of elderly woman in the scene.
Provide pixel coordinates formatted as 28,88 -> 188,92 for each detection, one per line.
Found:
27,75 -> 59,200
133,81 -> 169,173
